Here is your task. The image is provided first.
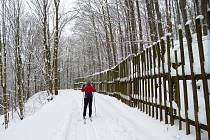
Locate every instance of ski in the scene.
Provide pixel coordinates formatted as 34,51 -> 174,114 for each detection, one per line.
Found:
89,117 -> 93,122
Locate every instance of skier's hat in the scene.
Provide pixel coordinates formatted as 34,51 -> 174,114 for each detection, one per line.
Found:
87,80 -> 91,84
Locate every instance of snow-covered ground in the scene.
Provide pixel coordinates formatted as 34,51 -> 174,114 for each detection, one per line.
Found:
0,90 -> 196,140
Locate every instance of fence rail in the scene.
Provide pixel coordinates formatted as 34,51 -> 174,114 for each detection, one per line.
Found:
74,17 -> 210,140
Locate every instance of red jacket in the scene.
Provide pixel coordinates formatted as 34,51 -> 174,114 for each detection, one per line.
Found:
82,84 -> 96,93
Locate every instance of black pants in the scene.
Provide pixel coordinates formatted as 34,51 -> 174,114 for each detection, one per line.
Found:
83,97 -> 93,118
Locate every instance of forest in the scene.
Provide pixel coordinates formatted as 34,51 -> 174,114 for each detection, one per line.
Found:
0,0 -> 209,134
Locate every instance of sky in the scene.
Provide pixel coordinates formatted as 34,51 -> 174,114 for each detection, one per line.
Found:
24,0 -> 77,36
61,0 -> 76,12
60,0 -> 77,36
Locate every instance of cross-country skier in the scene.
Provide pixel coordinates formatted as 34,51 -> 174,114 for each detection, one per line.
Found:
81,81 -> 96,119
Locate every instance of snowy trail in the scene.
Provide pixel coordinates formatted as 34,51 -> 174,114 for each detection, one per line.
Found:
0,90 -> 194,140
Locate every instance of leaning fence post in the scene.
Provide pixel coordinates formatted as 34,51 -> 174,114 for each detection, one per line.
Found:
195,17 -> 210,140
160,39 -> 167,123
185,23 -> 201,140
166,34 -> 174,126
174,50 -> 182,130
178,27 -> 190,134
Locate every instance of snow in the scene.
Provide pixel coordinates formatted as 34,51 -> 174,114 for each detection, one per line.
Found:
178,24 -> 182,30
185,20 -> 192,26
196,15 -> 204,20
0,90 -> 195,140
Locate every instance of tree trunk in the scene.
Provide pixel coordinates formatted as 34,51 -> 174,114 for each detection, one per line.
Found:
179,0 -> 188,24
0,0 -> 9,128
201,0 -> 208,35
154,0 -> 164,38
105,0 -> 117,65
53,0 -> 60,95
43,0 -> 53,96
101,0 -> 113,68
146,0 -> 158,42
127,0 -> 138,54
116,0 -> 124,59
175,0 -> 181,25
165,0 -> 172,33
135,0 -> 143,52
124,0 -> 131,55
194,0 -> 200,15
91,13 -> 102,72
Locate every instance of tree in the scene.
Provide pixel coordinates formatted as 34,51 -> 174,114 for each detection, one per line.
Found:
179,0 -> 188,24
146,0 -> 158,42
14,0 -> 24,120
0,0 -> 8,127
53,0 -> 60,95
135,0 -> 143,51
104,0 -> 117,64
154,0 -> 164,38
43,0 -> 53,96
201,0 -> 208,35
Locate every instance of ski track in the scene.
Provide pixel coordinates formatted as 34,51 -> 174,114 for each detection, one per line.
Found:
0,90 -> 194,140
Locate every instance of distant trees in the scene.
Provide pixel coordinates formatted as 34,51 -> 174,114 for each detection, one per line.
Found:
0,0 -> 76,128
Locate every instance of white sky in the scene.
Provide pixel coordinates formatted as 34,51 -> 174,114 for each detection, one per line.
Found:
61,0 -> 76,12
60,0 -> 77,36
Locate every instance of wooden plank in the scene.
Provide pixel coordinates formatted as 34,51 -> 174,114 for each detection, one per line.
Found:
153,44 -> 158,120
166,35 -> 174,126
139,54 -> 143,111
208,9 -> 210,31
149,47 -> 154,118
195,18 -> 210,140
185,24 -> 201,140
137,55 -> 141,109
146,48 -> 151,116
160,39 -> 167,123
174,50 -> 182,130
145,50 -> 148,114
142,51 -> 146,112
132,56 -> 135,107
178,28 -> 190,134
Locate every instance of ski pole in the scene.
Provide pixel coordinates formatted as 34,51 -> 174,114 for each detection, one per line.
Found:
93,93 -> 96,116
82,92 -> 84,112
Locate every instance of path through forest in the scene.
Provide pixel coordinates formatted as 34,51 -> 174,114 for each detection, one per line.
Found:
0,90 -> 194,140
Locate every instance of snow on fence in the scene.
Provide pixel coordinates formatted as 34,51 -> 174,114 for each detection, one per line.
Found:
74,17 -> 210,140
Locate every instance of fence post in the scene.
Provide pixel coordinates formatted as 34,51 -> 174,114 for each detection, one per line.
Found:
137,54 -> 141,109
185,23 -> 201,140
166,34 -> 174,126
139,54 -> 142,111
174,50 -> 182,130
140,53 -> 143,110
160,39 -> 167,123
153,44 -> 158,120
207,9 -> 210,34
178,28 -> 190,134
149,47 -> 154,118
142,51 -> 146,112
195,17 -> 210,140
146,48 -> 151,116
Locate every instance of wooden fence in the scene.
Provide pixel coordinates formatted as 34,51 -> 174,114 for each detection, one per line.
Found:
74,17 -> 210,140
